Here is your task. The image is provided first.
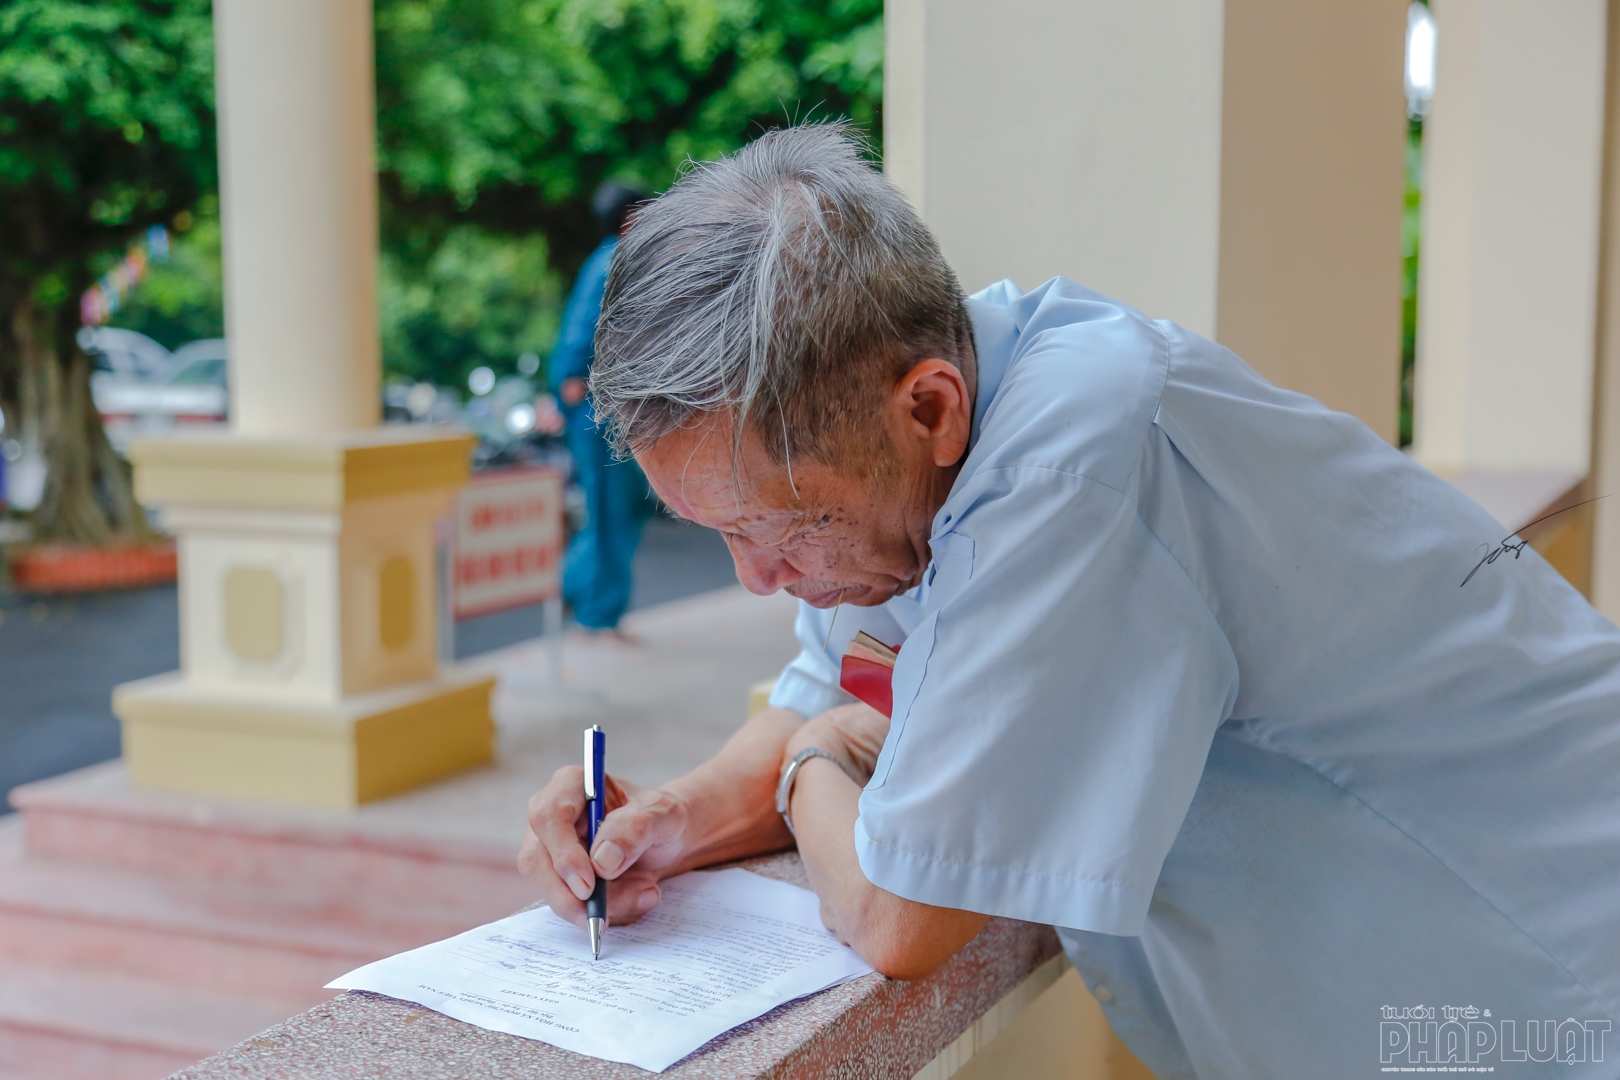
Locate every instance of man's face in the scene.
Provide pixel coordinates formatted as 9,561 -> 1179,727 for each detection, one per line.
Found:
637,418 -> 929,607
634,360 -> 974,609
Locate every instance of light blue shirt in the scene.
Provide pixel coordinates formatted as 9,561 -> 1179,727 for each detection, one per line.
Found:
769,279 -> 1620,1077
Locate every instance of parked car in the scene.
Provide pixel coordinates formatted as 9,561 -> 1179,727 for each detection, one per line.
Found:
82,329 -> 229,449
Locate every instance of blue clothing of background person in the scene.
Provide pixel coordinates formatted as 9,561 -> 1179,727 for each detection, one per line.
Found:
549,184 -> 653,631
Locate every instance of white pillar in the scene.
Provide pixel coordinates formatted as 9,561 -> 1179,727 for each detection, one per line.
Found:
118,0 -> 493,808
1413,0 -> 1609,477
215,0 -> 380,435
885,0 -> 1225,335
885,0 -> 1409,441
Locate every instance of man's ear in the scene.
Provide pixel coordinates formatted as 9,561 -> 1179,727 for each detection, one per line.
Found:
892,359 -> 971,468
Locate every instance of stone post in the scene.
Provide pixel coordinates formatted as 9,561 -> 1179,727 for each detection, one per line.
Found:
112,0 -> 494,809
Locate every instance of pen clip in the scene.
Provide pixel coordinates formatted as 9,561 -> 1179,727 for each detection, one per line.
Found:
583,726 -> 598,800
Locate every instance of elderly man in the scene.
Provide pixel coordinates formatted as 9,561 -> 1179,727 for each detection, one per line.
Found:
519,125 -> 1620,1077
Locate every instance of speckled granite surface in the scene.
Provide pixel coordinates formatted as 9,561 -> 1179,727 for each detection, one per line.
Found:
172,853 -> 1060,1079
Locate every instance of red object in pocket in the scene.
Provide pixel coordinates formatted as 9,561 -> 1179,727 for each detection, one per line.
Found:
840,655 -> 896,718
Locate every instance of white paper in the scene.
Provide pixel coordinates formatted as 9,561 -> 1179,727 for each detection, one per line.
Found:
327,868 -> 874,1072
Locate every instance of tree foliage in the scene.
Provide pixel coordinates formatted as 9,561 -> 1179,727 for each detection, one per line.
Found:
107,197 -> 224,349
6,0 -> 883,538
111,0 -> 884,395
371,0 -> 882,387
0,0 -> 215,540
1399,119 -> 1422,449
379,224 -> 561,387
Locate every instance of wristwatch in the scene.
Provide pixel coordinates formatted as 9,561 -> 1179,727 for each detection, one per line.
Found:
775,747 -> 860,838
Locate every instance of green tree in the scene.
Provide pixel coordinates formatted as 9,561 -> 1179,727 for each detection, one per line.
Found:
372,0 -> 883,388
85,0 -> 883,474
0,0 -> 215,541
106,196 -> 224,349
379,224 -> 561,388
1400,118 -> 1423,449
102,0 -> 885,397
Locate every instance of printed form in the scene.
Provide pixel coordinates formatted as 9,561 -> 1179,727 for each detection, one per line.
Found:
328,868 -> 875,1072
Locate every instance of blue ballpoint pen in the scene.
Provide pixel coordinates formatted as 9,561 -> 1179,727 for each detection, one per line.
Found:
583,724 -> 607,959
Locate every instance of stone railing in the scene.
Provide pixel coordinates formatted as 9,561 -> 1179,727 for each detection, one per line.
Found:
173,852 -> 1068,1080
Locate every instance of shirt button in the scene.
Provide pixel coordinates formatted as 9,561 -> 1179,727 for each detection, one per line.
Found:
1094,985 -> 1114,1002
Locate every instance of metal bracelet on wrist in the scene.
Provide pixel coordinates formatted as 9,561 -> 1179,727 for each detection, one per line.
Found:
775,747 -> 860,838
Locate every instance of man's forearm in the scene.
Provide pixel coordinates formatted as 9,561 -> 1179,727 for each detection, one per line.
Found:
659,705 -> 802,874
790,756 -> 987,980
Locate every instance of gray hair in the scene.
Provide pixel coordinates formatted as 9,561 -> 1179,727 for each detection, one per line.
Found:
590,122 -> 971,469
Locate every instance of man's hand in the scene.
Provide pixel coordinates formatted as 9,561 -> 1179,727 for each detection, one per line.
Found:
518,768 -> 690,929
516,707 -> 803,926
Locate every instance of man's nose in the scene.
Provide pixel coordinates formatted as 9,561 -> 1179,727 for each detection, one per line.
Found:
728,541 -> 803,596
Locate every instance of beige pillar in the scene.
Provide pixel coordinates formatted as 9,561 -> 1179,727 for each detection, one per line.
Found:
1413,0 -> 1608,478
1592,0 -> 1620,621
886,0 -> 1409,441
215,0 -> 380,435
114,0 -> 493,809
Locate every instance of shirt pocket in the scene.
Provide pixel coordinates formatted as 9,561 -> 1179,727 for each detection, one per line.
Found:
867,531 -> 976,790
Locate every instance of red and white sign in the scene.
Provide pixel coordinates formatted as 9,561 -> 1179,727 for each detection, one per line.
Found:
452,466 -> 565,619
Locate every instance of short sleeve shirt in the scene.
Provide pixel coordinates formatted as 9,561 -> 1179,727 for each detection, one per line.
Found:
768,278 -> 1620,1076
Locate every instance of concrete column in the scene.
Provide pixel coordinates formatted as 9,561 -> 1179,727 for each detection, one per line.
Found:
117,0 -> 493,809
1412,0 -> 1608,477
1592,0 -> 1620,621
215,0 -> 380,435
885,0 -> 1409,441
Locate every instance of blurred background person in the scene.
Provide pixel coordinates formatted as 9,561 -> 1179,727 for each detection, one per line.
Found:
550,182 -> 655,638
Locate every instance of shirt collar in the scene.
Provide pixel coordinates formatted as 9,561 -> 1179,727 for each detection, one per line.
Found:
965,296 -> 1018,452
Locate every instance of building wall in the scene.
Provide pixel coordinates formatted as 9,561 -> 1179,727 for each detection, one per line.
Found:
886,0 -> 1408,441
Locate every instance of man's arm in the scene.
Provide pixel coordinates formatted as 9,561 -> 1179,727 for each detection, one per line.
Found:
517,702 -> 986,980
784,715 -> 988,981
517,706 -> 800,928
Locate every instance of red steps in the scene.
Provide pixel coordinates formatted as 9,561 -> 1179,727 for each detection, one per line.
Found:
18,783 -> 524,916
0,828 -> 421,998
0,958 -> 304,1080
0,766 -> 538,1079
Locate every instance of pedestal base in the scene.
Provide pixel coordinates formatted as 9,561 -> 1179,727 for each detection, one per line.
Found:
113,668 -> 496,809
